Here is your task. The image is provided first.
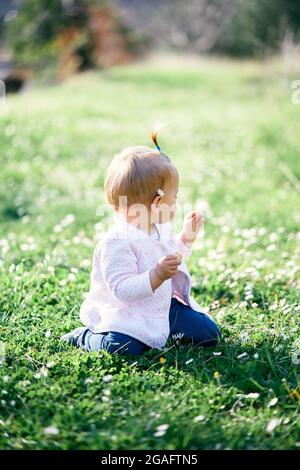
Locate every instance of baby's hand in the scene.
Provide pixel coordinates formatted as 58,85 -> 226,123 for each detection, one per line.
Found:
155,255 -> 181,281
182,211 -> 204,242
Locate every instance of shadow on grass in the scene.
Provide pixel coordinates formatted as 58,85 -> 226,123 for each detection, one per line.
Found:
47,315 -> 298,402
115,336 -> 298,400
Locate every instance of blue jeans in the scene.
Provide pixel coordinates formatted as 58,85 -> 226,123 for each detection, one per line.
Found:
76,298 -> 221,356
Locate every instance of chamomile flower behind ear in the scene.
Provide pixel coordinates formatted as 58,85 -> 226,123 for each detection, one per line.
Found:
156,188 -> 165,197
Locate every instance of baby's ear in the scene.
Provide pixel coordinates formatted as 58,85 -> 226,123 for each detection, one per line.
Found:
151,195 -> 161,207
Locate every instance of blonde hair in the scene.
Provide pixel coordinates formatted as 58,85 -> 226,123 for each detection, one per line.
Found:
104,146 -> 178,208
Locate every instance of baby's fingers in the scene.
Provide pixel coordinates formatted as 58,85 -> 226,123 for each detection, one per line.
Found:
167,266 -> 179,276
166,258 -> 181,267
168,262 -> 179,269
164,255 -> 179,262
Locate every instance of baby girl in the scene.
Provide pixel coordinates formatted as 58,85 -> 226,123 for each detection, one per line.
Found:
62,134 -> 221,355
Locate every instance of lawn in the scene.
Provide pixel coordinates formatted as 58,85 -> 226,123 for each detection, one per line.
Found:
0,57 -> 299,450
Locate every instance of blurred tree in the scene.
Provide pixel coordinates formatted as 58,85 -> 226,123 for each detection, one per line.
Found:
219,0 -> 300,56
4,0 -> 148,78
115,0 -> 234,53
115,0 -> 300,57
5,0 -> 88,67
3,0 -> 300,75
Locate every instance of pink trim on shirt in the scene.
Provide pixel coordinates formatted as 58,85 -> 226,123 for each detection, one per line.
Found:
172,289 -> 189,305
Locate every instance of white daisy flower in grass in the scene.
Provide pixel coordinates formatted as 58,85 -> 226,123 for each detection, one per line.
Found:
149,412 -> 160,419
61,213 -> 75,227
239,332 -> 250,343
154,424 -> 169,437
266,244 -> 276,252
193,415 -> 205,422
156,424 -> 169,431
268,398 -> 278,407
53,224 -> 62,233
269,233 -> 278,242
84,377 -> 93,385
80,259 -> 90,269
34,367 -> 48,379
291,352 -> 300,365
9,264 -> 15,273
0,239 -> 9,255
102,374 -> 113,383
185,359 -> 194,365
21,215 -> 30,224
266,418 -> 281,434
245,393 -> 260,400
44,425 -> 59,436
170,332 -> 184,347
237,352 -> 248,359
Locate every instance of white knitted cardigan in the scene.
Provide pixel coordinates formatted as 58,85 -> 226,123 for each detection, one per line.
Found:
79,215 -> 204,349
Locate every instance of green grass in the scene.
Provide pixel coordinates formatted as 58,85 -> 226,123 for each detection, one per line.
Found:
0,57 -> 299,450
